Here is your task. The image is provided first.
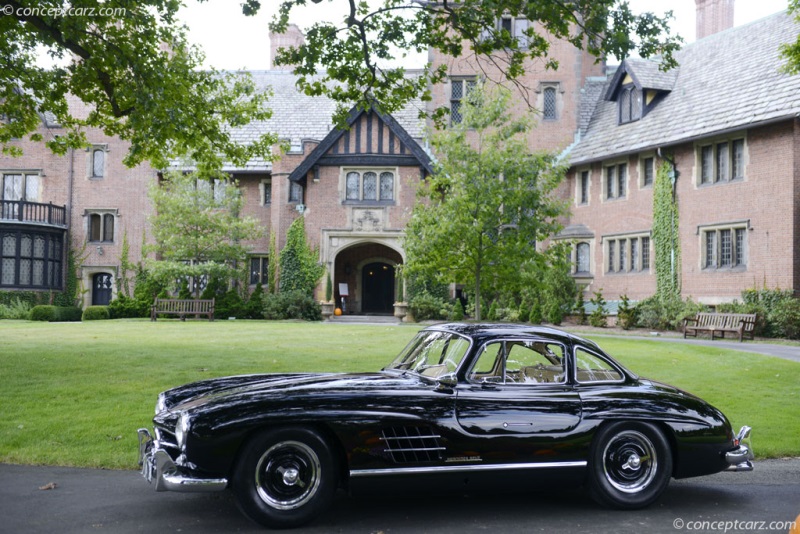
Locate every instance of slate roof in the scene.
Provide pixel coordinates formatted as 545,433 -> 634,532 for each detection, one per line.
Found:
569,10 -> 800,166
223,70 -> 428,172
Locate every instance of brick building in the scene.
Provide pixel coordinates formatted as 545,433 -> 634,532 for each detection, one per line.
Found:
561,9 -> 800,304
2,5 -> 798,310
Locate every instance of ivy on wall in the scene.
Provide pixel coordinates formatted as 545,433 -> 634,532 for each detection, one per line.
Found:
652,160 -> 681,301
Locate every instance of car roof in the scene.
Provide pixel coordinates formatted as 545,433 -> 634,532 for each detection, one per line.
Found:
425,323 -> 603,351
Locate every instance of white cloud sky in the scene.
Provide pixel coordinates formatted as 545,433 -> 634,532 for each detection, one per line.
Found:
179,0 -> 790,70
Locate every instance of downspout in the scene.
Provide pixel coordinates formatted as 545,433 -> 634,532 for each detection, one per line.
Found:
67,147 -> 75,303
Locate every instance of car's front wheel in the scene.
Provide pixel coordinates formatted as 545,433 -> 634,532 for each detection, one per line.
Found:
231,427 -> 337,529
588,422 -> 672,509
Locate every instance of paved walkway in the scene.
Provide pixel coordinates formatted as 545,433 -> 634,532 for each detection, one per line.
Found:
583,331 -> 800,363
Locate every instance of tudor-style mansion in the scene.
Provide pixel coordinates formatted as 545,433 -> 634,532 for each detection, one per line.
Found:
1,1 -> 799,310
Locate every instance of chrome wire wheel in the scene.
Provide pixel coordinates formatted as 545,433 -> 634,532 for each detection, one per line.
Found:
601,429 -> 658,494
254,440 -> 322,510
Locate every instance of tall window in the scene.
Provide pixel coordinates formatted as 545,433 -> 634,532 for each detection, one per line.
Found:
703,225 -> 747,269
578,170 -> 589,205
91,149 -> 105,178
604,163 -> 627,200
606,234 -> 651,273
698,138 -> 745,184
450,78 -> 476,125
261,178 -> 272,205
618,85 -> 642,124
575,242 -> 590,274
88,213 -> 115,243
196,178 -> 228,203
289,181 -> 303,203
344,170 -> 394,203
543,87 -> 557,120
249,256 -> 269,285
0,230 -> 62,289
642,156 -> 654,187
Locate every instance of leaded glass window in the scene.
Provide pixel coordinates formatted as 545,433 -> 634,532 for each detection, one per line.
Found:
92,149 -> 105,178
716,142 -> 729,183
732,140 -> 745,180
363,172 -> 377,200
700,145 -> 713,184
380,172 -> 394,201
607,240 -> 615,272
543,87 -> 557,120
346,172 -> 360,200
576,242 -> 590,274
720,229 -> 732,267
641,237 -> 650,270
631,238 -> 639,271
705,231 -> 716,268
450,78 -> 476,125
643,157 -> 654,187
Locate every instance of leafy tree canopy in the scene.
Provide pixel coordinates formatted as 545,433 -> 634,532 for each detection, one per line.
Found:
781,0 -> 800,73
263,0 -> 682,125
145,170 -> 263,296
1,1 -> 276,172
403,83 -> 569,320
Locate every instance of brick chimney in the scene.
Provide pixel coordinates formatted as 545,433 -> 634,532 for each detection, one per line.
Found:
695,0 -> 735,40
269,24 -> 305,70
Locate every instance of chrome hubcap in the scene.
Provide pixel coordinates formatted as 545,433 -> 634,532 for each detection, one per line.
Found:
255,440 -> 321,510
602,430 -> 657,494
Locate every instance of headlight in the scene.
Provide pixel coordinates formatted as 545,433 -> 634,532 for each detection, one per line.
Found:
175,412 -> 191,450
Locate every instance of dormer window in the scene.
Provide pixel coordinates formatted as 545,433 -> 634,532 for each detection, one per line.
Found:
619,85 -> 642,124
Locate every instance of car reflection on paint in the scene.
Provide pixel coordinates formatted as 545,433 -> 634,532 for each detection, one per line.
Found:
138,323 -> 753,529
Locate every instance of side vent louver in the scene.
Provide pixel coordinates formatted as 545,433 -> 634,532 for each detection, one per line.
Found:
380,426 -> 445,463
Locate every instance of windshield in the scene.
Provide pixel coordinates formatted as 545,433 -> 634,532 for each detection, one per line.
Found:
384,330 -> 472,378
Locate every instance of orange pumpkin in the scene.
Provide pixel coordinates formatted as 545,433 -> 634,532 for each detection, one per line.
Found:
334,308 -> 342,316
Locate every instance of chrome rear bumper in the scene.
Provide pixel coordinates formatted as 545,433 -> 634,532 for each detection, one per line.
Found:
137,428 -> 227,492
724,425 -> 754,472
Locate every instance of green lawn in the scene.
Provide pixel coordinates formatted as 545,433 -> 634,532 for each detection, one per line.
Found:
0,319 -> 796,470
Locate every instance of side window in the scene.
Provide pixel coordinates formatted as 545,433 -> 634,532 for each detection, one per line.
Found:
469,341 -> 565,384
575,347 -> 623,383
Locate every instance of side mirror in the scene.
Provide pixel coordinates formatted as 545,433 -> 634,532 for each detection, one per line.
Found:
436,372 -> 457,388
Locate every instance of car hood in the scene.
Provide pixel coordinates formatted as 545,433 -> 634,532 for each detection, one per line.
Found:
158,371 -> 425,414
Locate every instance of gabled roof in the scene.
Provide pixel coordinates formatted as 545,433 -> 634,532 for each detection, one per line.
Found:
570,10 -> 800,166
604,58 -> 677,101
223,70 -> 427,173
287,103 -> 434,183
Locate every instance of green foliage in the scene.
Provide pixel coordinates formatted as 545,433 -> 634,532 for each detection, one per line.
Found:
719,288 -> 799,338
404,84 -> 569,320
575,291 -> 588,326
634,295 -> 707,331
146,171 -> 263,296
269,0 -> 680,128
177,279 -> 192,300
325,273 -> 333,302
117,232 -> 133,298
616,294 -> 637,330
267,232 -> 278,294
486,301 -> 499,321
448,301 -> 466,321
518,301 -> 530,323
30,305 -> 81,322
54,247 -> 84,307
216,289 -> 245,319
263,290 -> 322,321
529,302 -> 543,324
279,217 -> 324,297
0,3 -> 276,171
245,284 -> 266,320
82,306 -> 111,321
108,295 -> 149,319
408,293 -> 449,321
652,161 -> 681,301
771,298 -> 800,340
589,290 -> 608,328
781,0 -> 800,74
0,298 -> 34,320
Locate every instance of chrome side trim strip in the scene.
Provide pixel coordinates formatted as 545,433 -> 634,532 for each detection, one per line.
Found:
350,460 -> 587,478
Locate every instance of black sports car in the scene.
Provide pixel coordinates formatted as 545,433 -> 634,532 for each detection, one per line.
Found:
138,323 -> 753,528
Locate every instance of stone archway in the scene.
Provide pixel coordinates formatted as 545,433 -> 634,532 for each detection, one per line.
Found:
329,240 -> 403,314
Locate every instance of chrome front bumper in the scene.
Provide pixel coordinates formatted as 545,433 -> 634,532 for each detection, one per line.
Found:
724,425 -> 754,472
137,428 -> 228,492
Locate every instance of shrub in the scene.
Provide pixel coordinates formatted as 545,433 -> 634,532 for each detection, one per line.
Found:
108,295 -> 149,318
30,305 -> 57,322
771,298 -> 800,339
243,283 -> 266,319
408,292 -> 448,321
82,306 -> 110,321
529,301 -> 543,324
0,298 -> 33,319
616,294 -> 637,330
30,305 -> 82,322
634,296 -> 707,331
517,301 -> 530,323
448,300 -> 465,321
589,290 -> 608,328
263,290 -> 322,321
216,289 -> 245,319
574,292 -> 588,326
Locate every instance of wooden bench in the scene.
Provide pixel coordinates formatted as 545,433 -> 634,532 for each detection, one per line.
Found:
151,298 -> 215,321
683,312 -> 756,342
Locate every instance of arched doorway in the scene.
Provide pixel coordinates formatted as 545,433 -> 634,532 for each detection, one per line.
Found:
361,262 -> 395,314
92,273 -> 113,305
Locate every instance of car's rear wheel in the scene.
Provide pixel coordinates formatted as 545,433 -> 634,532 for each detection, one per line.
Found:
231,427 -> 337,529
588,422 -> 672,509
